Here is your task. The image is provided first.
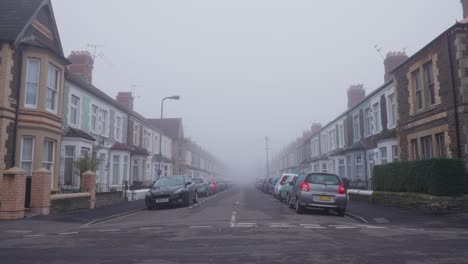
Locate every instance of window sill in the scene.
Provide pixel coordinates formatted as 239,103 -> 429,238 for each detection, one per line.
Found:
411,105 -> 438,117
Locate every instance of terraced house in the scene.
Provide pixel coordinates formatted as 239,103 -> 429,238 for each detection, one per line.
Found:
0,0 -> 67,195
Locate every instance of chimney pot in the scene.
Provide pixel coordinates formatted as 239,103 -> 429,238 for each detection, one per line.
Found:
347,85 -> 366,109
462,0 -> 468,19
116,92 -> 134,111
68,51 -> 94,83
384,51 -> 408,82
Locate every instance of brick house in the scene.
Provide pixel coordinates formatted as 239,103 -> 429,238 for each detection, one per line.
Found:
0,0 -> 68,196
393,18 -> 468,177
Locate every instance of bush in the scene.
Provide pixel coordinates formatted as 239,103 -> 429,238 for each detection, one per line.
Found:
373,159 -> 465,196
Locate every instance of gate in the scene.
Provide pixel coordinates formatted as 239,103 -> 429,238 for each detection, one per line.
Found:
25,176 -> 32,208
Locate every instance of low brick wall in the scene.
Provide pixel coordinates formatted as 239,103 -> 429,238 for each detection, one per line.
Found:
50,193 -> 91,213
96,191 -> 126,208
349,191 -> 468,214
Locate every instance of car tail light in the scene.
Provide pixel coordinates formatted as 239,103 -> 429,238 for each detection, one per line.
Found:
301,181 -> 310,192
338,184 -> 346,194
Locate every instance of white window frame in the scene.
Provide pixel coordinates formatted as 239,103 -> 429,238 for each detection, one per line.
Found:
338,124 -> 344,148
134,124 -> 140,146
364,107 -> 372,136
91,105 -> 99,133
387,93 -> 396,128
379,147 -> 388,164
100,109 -> 108,136
64,145 -> 75,185
355,155 -> 363,179
69,94 -> 80,127
46,64 -> 60,113
112,155 -> 120,185
43,139 -> 55,188
20,137 -> 35,176
123,155 -> 129,182
115,116 -> 122,142
372,103 -> 381,133
25,58 -> 40,109
353,114 -> 360,142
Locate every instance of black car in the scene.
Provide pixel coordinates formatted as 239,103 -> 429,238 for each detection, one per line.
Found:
145,175 -> 198,209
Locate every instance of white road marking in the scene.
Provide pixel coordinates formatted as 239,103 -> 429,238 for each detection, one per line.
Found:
270,223 -> 292,228
58,232 -> 79,235
139,227 -> 162,230
230,211 -> 237,227
6,230 -> 32,233
236,223 -> 257,228
373,217 -> 390,224
301,224 -> 325,229
24,234 -> 45,237
189,226 -> 213,228
356,224 -> 388,229
335,226 -> 357,229
98,229 -> 120,232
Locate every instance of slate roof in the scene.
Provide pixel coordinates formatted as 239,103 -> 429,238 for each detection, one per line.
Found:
63,127 -> 96,141
110,142 -> 132,152
0,0 -> 44,42
147,118 -> 183,140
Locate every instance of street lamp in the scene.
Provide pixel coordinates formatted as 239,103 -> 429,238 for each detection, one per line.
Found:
158,95 -> 180,177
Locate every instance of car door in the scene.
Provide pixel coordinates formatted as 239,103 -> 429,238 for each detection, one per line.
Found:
186,176 -> 195,200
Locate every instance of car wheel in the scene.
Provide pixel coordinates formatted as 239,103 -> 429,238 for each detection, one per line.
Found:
287,195 -> 294,209
193,192 -> 198,204
183,194 -> 190,207
295,198 -> 303,214
337,208 -> 346,217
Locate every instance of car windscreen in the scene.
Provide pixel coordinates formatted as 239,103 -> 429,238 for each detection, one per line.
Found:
154,176 -> 185,187
193,178 -> 203,184
280,176 -> 290,184
305,174 -> 341,185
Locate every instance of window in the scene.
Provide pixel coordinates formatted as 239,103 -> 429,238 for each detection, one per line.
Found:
133,160 -> 139,182
332,129 -> 336,149
70,95 -> 80,126
346,156 -> 352,179
436,133 -> 446,158
100,109 -> 108,135
322,134 -> 327,152
355,155 -> 363,179
314,164 -> 319,172
81,147 -> 90,157
392,145 -> 398,161
20,137 -> 35,177
46,64 -> 59,112
380,147 -> 388,164
321,163 -> 327,172
25,58 -> 40,108
388,94 -> 396,127
328,130 -> 333,151
411,139 -> 419,160
64,146 -> 75,185
353,115 -> 360,141
364,108 -> 372,136
123,156 -> 129,182
338,159 -> 346,178
43,139 -> 55,187
373,103 -> 381,132
115,116 -> 122,141
143,130 -> 150,149
424,62 -> 435,105
112,155 -> 120,184
338,124 -> 344,148
421,136 -> 433,160
91,105 -> 98,132
134,124 -> 140,146
413,70 -> 423,111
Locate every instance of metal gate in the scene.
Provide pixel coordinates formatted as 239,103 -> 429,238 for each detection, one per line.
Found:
25,176 -> 32,208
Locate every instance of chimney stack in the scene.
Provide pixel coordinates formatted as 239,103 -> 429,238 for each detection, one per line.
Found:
347,85 -> 366,109
384,51 -> 408,82
311,123 -> 322,134
462,0 -> 468,19
68,51 -> 94,83
116,92 -> 134,111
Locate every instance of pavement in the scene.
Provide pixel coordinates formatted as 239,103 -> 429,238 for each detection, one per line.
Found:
0,185 -> 467,263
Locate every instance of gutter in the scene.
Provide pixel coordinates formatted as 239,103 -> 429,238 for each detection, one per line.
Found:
446,32 -> 462,159
11,45 -> 24,167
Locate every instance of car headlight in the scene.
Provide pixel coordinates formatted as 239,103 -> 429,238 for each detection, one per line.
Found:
174,187 -> 185,194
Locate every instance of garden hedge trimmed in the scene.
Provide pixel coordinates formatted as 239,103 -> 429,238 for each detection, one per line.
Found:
373,159 -> 465,196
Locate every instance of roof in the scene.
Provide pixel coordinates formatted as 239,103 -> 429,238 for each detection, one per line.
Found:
132,146 -> 150,156
110,142 -> 132,152
63,127 -> 96,141
147,118 -> 183,140
0,0 -> 44,42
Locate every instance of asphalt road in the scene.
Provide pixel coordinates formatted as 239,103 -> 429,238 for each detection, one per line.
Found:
1,185 -> 468,264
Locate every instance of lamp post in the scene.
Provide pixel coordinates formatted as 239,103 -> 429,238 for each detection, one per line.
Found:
158,95 -> 180,178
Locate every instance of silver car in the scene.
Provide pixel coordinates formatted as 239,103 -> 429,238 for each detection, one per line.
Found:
288,173 -> 347,216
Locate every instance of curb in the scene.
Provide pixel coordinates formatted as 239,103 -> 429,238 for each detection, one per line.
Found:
81,208 -> 145,227
345,212 -> 369,224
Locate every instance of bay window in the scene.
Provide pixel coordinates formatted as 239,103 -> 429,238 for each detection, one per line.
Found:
25,58 -> 40,108
46,64 -> 60,112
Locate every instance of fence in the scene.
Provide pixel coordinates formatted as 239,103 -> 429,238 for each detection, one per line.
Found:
57,184 -> 82,194
96,183 -> 125,193
129,180 -> 152,191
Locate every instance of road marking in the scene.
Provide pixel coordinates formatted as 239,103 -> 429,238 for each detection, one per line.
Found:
356,224 -> 388,229
189,226 -> 213,228
373,217 -> 390,224
24,234 -> 45,237
230,211 -> 237,227
139,227 -> 162,230
6,230 -> 32,233
58,232 -> 79,235
301,224 -> 325,229
98,229 -> 120,232
335,226 -> 357,229
236,223 -> 257,228
270,223 -> 292,228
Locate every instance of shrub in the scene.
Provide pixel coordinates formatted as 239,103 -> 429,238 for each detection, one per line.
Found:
373,159 -> 465,197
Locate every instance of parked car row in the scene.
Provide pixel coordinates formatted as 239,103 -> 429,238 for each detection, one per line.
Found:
146,175 -> 232,210
256,172 -> 348,216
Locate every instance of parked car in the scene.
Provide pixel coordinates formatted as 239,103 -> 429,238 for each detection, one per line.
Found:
193,177 -> 211,197
287,173 -> 347,216
208,177 -> 217,194
217,179 -> 228,191
273,174 -> 297,198
262,177 -> 275,194
278,175 -> 298,201
269,177 -> 280,195
145,175 -> 198,209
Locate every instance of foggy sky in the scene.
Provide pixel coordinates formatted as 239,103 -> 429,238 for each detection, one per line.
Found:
52,0 -> 460,177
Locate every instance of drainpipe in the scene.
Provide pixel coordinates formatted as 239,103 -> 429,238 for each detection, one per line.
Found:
446,31 -> 462,159
11,45 -> 24,167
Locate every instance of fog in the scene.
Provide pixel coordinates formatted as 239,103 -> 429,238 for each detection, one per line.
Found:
53,0 -> 460,181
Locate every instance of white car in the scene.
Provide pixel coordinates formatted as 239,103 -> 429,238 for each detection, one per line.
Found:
273,174 -> 297,198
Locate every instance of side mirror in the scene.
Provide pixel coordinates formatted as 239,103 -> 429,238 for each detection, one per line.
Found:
186,182 -> 192,186
148,185 -> 153,189
289,182 -> 294,186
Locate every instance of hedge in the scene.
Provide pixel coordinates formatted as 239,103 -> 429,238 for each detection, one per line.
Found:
373,159 -> 465,196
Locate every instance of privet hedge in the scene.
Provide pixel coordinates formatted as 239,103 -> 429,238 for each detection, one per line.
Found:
373,159 -> 465,196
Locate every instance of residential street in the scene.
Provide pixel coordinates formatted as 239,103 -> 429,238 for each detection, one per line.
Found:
1,186 -> 467,264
